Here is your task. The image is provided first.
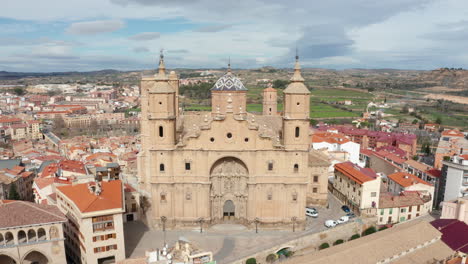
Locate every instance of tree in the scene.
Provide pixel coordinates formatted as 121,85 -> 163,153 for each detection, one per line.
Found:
362,226 -> 377,236
412,119 -> 418,124
349,234 -> 360,240
435,117 -> 442,125
8,184 -> 20,200
333,239 -> 344,245
310,119 -> 318,126
379,226 -> 389,231
13,87 -> 25,96
266,253 -> 277,263
319,243 -> 330,250
272,79 -> 289,89
246,258 -> 257,264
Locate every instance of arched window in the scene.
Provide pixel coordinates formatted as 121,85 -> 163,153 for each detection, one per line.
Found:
159,164 -> 165,172
268,161 -> 274,171
294,164 -> 299,172
18,230 -> 26,244
37,228 -> 46,241
27,229 -> 37,242
0,233 -> 4,245
5,232 -> 13,245
295,127 -> 300,138
158,126 -> 164,137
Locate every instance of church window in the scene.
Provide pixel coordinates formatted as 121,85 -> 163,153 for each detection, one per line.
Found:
267,194 -> 272,200
268,161 -> 273,171
294,164 -> 299,172
160,193 -> 166,202
185,162 -> 191,171
159,101 -> 162,105
227,132 -> 232,139
159,164 -> 165,172
313,175 -> 318,183
210,137 -> 215,142
292,192 -> 298,202
297,102 -> 300,105
186,192 -> 191,200
269,107 -> 272,112
313,188 -> 318,193
159,126 -> 164,137
295,127 -> 300,138
244,137 -> 249,142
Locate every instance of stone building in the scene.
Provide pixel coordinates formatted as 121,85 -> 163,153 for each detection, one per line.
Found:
137,53 -> 329,230
0,200 -> 67,264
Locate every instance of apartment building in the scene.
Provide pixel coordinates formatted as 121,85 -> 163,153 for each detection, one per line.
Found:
439,155 -> 468,203
56,180 -> 125,264
378,191 -> 432,225
333,162 -> 381,215
434,129 -> 468,169
387,172 -> 435,209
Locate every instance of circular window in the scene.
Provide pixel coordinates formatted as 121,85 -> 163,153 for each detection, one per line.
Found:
210,137 -> 215,142
227,133 -> 233,139
159,101 -> 162,105
244,137 -> 249,142
297,102 -> 300,105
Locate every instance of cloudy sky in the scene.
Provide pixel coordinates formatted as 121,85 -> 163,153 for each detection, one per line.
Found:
1,0 -> 468,72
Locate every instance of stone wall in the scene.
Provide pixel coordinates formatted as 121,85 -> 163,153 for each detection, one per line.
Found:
229,218 -> 376,264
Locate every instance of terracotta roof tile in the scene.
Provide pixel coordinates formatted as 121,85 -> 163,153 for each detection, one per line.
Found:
0,200 -> 66,228
334,161 -> 377,185
388,172 -> 432,187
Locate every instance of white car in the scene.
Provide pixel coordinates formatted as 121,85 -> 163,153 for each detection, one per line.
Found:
337,216 -> 350,224
305,207 -> 318,218
325,220 -> 338,228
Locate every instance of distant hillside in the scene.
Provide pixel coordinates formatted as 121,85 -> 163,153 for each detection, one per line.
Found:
0,70 -> 123,80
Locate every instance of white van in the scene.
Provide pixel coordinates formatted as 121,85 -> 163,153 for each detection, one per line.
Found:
305,207 -> 318,218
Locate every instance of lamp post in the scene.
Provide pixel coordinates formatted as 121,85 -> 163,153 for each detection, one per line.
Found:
197,217 -> 204,233
254,217 -> 260,234
291,216 -> 297,232
161,216 -> 167,246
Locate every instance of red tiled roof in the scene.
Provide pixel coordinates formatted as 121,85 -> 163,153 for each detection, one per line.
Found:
334,161 -> 377,185
311,132 -> 351,144
388,172 -> 432,187
442,130 -> 465,137
34,177 -> 55,189
57,180 -> 123,213
0,117 -> 22,123
426,169 -> 442,178
0,200 -> 66,228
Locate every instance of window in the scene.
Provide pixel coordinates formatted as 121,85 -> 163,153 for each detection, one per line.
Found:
268,161 -> 273,171
401,208 -> 406,213
417,205 -> 420,212
244,137 -> 249,142
227,132 -> 232,139
296,102 -> 300,105
210,137 -> 215,142
408,206 -> 412,212
295,127 -> 300,138
158,126 -> 164,137
160,193 -> 166,202
339,177 -> 342,183
389,208 -> 393,214
379,217 -> 383,222
294,164 -> 299,172
371,192 -> 377,197
186,192 -> 191,200
380,209 -> 384,215
353,187 -> 356,192
292,193 -> 297,202
313,188 -> 318,193
267,194 -> 272,200
159,163 -> 165,172
313,175 -> 318,183
185,162 -> 191,171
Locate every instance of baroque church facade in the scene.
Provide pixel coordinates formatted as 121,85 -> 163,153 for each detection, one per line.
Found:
137,53 -> 329,230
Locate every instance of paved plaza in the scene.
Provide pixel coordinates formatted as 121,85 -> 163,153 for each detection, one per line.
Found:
124,194 -> 347,264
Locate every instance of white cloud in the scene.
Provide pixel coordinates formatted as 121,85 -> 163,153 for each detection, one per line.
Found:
66,20 -> 125,35
129,32 -> 161,41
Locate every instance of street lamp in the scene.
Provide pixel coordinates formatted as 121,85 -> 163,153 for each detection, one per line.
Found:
197,217 -> 204,233
291,216 -> 297,232
161,216 -> 167,246
254,217 -> 260,234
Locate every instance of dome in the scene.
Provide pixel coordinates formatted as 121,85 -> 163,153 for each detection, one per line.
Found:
211,72 -> 247,91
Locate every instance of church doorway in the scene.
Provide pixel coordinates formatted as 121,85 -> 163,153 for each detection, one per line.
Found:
223,200 -> 235,221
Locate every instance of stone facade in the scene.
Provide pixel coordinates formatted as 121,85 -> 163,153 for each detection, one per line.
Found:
137,54 -> 329,230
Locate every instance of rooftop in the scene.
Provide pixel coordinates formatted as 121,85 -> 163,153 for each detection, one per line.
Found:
431,219 -> 468,253
57,180 -> 123,213
388,172 -> 432,188
0,200 -> 66,229
379,191 -> 427,208
334,161 -> 378,185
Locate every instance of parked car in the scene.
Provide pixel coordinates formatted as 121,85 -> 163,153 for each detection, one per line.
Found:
325,220 -> 338,228
337,216 -> 350,224
346,212 -> 356,218
341,205 -> 351,213
305,207 -> 318,218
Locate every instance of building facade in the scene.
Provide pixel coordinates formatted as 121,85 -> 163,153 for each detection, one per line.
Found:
0,200 -> 67,264
439,155 -> 468,204
137,54 -> 329,230
441,196 -> 468,225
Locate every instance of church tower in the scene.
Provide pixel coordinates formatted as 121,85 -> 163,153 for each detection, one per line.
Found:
262,83 -> 277,116
282,53 -> 311,150
141,51 -> 177,149
211,62 -> 247,115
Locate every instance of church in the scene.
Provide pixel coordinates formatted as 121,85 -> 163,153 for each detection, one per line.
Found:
137,53 -> 329,230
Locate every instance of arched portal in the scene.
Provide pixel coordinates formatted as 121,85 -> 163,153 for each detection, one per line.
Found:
0,254 -> 17,264
223,200 -> 235,220
22,250 -> 49,264
210,157 -> 248,222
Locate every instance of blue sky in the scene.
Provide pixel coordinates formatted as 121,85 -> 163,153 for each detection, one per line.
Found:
1,0 -> 468,72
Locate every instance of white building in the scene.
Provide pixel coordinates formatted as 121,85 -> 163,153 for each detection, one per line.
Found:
387,172 -> 435,209
441,155 -> 468,202
378,191 -> 432,225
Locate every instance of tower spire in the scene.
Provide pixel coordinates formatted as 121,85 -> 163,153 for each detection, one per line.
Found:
227,57 -> 231,73
158,48 -> 166,76
291,48 -> 304,82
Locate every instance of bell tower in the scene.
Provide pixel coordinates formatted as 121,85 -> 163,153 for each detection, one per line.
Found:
262,83 -> 277,116
141,51 -> 177,149
282,53 -> 310,150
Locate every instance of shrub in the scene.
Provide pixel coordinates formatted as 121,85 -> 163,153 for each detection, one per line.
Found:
266,253 -> 277,263
246,258 -> 257,264
284,251 -> 294,257
333,239 -> 344,245
379,226 -> 388,231
349,234 -> 360,240
319,243 -> 330,250
362,226 -> 377,236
